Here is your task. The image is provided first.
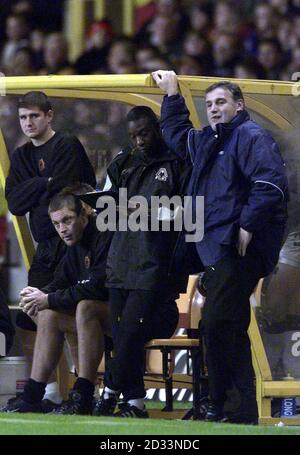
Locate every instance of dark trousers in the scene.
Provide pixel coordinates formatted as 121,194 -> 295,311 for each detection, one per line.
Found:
16,237 -> 66,331
201,249 -> 265,416
105,288 -> 178,401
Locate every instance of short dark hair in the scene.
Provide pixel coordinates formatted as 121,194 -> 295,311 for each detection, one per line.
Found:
205,81 -> 244,102
63,182 -> 95,195
126,106 -> 159,128
49,188 -> 84,216
18,91 -> 52,113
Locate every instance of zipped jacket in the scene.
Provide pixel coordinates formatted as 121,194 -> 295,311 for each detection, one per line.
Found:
105,145 -> 191,296
161,94 -> 288,274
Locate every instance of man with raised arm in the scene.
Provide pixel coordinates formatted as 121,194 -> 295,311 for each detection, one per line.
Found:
152,70 -> 288,424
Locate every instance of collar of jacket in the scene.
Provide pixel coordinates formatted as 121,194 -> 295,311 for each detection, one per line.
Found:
204,110 -> 250,139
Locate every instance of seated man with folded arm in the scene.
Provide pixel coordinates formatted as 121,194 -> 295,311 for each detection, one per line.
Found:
1,188 -> 113,414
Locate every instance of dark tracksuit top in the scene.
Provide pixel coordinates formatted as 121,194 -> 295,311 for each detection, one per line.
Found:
42,218 -> 113,312
5,132 -> 96,243
104,144 -> 191,298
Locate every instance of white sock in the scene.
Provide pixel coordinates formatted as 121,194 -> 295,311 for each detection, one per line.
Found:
128,398 -> 144,410
103,387 -> 118,400
43,382 -> 63,404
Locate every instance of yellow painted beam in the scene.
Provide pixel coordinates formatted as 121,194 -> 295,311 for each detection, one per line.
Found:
263,381 -> 300,396
94,0 -> 105,20
4,74 -> 152,91
123,0 -> 134,35
148,75 -> 298,96
244,95 -> 293,131
65,0 -> 86,62
178,80 -> 201,129
249,307 -> 272,380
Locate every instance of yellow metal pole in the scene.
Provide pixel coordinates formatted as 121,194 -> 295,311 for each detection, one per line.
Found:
66,0 -> 86,62
123,0 -> 134,36
0,130 -> 34,270
94,0 -> 106,20
4,74 -> 152,91
178,80 -> 201,129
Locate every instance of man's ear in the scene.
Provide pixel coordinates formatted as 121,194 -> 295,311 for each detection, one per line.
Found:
46,109 -> 54,123
236,99 -> 245,112
80,206 -> 88,218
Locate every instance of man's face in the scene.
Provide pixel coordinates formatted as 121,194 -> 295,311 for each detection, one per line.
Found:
50,207 -> 86,246
205,87 -> 244,131
128,117 -> 160,155
18,106 -> 53,140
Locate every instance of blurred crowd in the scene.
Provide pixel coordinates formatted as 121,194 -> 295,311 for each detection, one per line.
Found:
2,0 -> 300,81
2,0 -> 300,184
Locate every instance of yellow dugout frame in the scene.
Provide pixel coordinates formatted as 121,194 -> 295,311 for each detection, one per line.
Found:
0,73 -> 299,425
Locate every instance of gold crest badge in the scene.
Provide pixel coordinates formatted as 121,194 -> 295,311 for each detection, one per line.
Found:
38,158 -> 45,172
84,255 -> 91,269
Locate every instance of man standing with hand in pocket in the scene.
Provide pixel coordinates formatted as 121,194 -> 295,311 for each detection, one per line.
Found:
152,70 -> 288,424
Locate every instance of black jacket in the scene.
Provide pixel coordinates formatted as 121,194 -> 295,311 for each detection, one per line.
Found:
104,145 -> 191,297
43,218 -> 112,312
5,132 -> 96,242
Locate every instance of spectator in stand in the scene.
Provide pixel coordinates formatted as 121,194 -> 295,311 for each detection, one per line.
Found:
188,3 -> 212,37
234,56 -> 266,79
39,32 -> 74,75
254,3 -> 279,40
257,39 -> 284,80
75,19 -> 114,75
177,55 -> 206,76
135,0 -> 189,50
182,31 -> 212,74
212,33 -> 240,78
107,37 -> 137,74
135,44 -> 163,73
30,29 -> 45,71
147,14 -> 183,64
1,14 -> 29,73
11,47 -> 35,76
269,0 -> 289,16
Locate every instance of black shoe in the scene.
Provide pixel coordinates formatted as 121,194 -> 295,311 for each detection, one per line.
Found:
114,402 -> 149,418
54,390 -> 92,415
221,414 -> 258,425
40,399 -> 61,414
0,395 -> 43,413
93,393 -> 117,416
0,395 -> 19,410
205,403 -> 224,422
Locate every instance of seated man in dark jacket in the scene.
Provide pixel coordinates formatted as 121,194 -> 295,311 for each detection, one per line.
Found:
152,70 -> 288,424
1,189 -> 112,414
0,287 -> 14,356
93,106 -> 191,418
